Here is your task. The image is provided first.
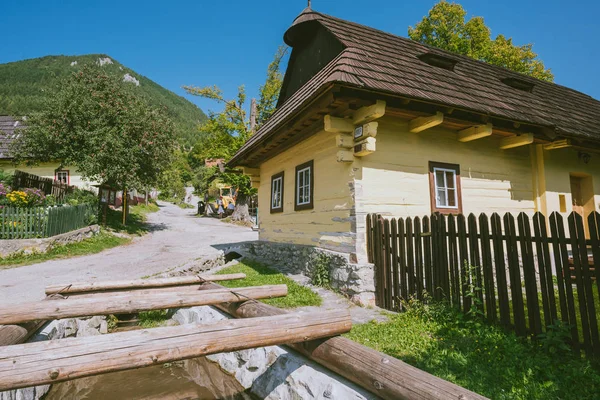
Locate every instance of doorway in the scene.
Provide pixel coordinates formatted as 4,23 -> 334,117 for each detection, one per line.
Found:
570,174 -> 594,237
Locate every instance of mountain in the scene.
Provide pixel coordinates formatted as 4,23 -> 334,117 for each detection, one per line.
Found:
0,54 -> 207,147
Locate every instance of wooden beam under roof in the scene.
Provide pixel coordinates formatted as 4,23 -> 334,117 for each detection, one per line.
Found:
324,115 -> 354,133
352,100 -> 386,125
543,139 -> 572,150
408,112 -> 444,133
457,123 -> 493,142
500,133 -> 534,150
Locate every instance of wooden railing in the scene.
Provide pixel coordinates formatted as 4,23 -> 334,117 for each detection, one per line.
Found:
367,211 -> 600,357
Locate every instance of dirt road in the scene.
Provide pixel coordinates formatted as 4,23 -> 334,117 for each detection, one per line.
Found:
0,202 -> 257,305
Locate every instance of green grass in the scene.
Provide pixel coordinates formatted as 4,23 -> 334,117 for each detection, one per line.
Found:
0,231 -> 130,269
105,203 -> 159,235
177,202 -> 196,210
138,310 -> 170,328
345,300 -> 600,400
216,260 -> 322,308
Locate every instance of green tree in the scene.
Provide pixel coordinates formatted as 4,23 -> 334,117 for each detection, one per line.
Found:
408,1 -> 553,81
11,65 -> 176,222
183,46 -> 287,222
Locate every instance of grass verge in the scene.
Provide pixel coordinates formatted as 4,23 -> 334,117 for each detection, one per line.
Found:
217,260 -> 322,308
105,203 -> 160,235
0,232 -> 130,269
138,310 -> 170,328
345,300 -> 600,400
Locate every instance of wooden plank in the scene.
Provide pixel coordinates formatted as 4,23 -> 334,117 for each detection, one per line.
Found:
391,218 -> 400,310
405,217 -> 416,297
414,217 -> 424,300
491,213 -> 510,327
549,212 -> 580,351
336,134 -> 354,149
354,137 -> 376,157
468,214 -> 484,309
366,214 -> 374,264
199,282 -> 489,400
447,214 -> 461,308
374,216 -> 384,307
517,213 -> 542,336
0,285 -> 288,325
422,216 -> 433,297
352,100 -> 386,125
568,212 -> 597,356
479,213 -> 497,323
499,133 -> 534,150
0,322 -> 45,347
504,213 -> 527,336
588,212 -> 600,349
353,121 -> 378,141
398,217 -> 408,302
457,123 -> 492,142
383,218 -> 392,310
324,115 -> 354,133
45,274 -> 248,295
543,139 -> 571,150
457,214 -> 470,313
408,112 -> 443,133
438,214 -> 451,302
0,310 -> 351,391
533,212 -> 557,329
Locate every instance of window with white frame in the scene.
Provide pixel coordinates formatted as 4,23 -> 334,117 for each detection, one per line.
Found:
55,170 -> 69,185
429,162 -> 462,214
295,160 -> 314,211
270,172 -> 284,213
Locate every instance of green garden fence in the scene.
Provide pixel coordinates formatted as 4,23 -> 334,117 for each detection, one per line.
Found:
0,204 -> 95,239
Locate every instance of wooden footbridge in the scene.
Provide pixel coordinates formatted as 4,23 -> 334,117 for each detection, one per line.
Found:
0,273 -> 487,400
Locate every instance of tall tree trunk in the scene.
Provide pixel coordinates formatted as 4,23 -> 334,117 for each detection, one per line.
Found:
231,192 -> 252,223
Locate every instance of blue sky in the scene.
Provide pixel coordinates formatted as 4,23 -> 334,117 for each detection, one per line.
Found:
1,0 -> 599,115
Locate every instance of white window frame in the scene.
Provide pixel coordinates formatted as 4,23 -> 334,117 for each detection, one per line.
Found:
55,170 -> 69,185
433,167 -> 459,209
296,166 -> 311,206
271,176 -> 283,210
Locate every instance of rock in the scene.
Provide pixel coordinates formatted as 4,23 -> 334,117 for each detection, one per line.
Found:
123,73 -> 140,86
177,306 -> 377,399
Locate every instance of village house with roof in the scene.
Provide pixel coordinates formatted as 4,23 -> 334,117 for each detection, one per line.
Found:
230,8 -> 600,305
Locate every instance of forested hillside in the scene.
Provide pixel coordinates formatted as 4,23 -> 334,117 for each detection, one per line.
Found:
0,54 -> 207,147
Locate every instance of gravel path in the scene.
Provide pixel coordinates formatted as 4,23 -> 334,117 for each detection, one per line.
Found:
0,202 -> 257,305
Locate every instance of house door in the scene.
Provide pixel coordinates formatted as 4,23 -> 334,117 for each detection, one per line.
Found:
570,174 -> 594,237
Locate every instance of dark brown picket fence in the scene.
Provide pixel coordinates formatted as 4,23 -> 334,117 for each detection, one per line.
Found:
366,211 -> 600,357
12,170 -> 73,203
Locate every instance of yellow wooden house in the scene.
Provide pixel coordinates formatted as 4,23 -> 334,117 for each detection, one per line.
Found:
0,116 -> 96,190
230,8 -> 600,303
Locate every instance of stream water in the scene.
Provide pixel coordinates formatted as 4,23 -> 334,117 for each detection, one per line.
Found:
45,358 -> 252,400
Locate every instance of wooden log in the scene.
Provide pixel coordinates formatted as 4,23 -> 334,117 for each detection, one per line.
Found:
44,273 -> 247,295
0,322 -> 45,347
0,285 -> 287,325
0,310 -> 351,391
198,282 -> 488,400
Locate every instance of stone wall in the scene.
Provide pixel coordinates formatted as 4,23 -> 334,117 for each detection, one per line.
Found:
173,306 -> 378,400
231,241 -> 375,306
0,225 -> 100,257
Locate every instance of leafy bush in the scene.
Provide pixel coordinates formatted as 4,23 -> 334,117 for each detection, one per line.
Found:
23,188 -> 45,206
63,188 -> 98,207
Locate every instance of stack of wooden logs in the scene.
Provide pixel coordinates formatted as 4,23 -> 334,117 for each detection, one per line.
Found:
0,273 -> 487,400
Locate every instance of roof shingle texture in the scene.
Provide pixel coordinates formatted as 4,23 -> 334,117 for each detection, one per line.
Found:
0,116 -> 21,159
233,9 -> 600,165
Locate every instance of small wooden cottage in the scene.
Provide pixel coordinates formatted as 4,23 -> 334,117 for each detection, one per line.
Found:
230,8 -> 600,301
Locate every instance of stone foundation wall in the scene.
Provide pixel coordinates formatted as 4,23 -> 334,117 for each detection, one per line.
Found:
232,241 -> 375,306
0,225 -> 100,257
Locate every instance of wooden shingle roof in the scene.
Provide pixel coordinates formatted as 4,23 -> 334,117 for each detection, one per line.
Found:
0,116 -> 22,159
233,8 -> 600,166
